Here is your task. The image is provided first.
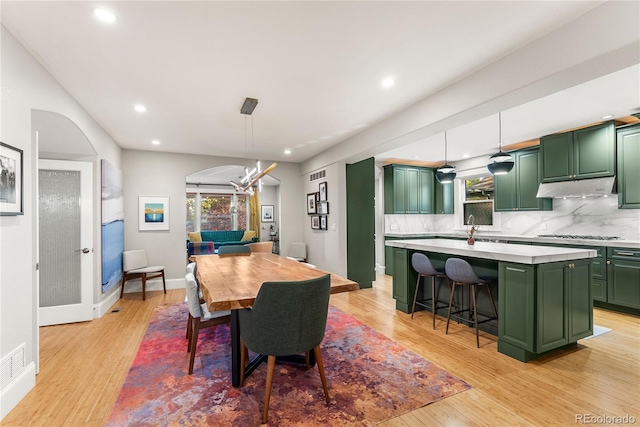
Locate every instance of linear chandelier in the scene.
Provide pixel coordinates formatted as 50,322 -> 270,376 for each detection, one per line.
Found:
229,97 -> 277,193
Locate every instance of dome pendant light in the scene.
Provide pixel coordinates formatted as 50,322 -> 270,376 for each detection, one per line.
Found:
436,131 -> 456,184
487,112 -> 514,175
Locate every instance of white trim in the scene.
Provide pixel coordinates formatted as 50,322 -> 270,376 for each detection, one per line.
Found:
92,289 -> 121,319
0,362 -> 36,421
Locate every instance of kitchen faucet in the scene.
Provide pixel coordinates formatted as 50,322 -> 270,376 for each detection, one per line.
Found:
468,214 -> 475,227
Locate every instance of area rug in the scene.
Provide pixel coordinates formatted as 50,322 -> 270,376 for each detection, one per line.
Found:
107,304 -> 471,426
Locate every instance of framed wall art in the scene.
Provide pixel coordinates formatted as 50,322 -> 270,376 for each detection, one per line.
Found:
261,204 -> 274,222
311,215 -> 320,229
318,201 -> 329,215
139,196 -> 170,231
320,215 -> 327,230
0,142 -> 24,216
307,193 -> 317,214
319,181 -> 327,202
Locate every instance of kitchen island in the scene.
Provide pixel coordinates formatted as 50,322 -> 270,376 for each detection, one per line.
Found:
386,238 -> 597,362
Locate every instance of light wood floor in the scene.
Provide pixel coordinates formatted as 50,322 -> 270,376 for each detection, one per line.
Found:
4,274 -> 639,426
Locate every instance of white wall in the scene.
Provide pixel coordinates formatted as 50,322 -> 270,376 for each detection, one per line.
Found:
258,185 -> 278,241
121,150 -> 302,280
0,27 -> 122,419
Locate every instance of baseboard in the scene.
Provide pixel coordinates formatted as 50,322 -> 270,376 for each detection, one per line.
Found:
121,278 -> 185,295
93,287 -> 121,318
0,362 -> 35,421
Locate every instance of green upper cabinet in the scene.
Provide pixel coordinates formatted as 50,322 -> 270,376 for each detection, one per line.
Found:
434,180 -> 454,214
383,165 -> 436,214
540,121 -> 615,183
494,148 -> 552,212
616,123 -> 640,209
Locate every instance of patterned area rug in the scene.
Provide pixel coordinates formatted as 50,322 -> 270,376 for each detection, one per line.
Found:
107,304 -> 471,426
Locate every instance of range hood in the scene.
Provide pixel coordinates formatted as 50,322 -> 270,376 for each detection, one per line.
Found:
536,176 -> 616,199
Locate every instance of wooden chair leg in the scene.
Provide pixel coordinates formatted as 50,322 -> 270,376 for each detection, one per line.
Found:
120,275 -> 127,298
313,346 -> 330,404
188,318 -> 199,375
431,276 -> 437,330
262,355 -> 276,424
445,282 -> 457,335
410,274 -> 421,319
161,270 -> 167,294
141,274 -> 147,301
186,314 -> 192,346
471,285 -> 480,348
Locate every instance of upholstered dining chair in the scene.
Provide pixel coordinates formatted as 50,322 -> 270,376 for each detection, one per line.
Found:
121,249 -> 166,301
218,245 -> 252,257
239,274 -> 332,424
288,242 -> 307,262
246,241 -> 274,253
411,253 -> 453,329
185,272 -> 231,374
185,262 -> 204,340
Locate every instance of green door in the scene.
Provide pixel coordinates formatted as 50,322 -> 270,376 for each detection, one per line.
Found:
568,260 -> 593,341
541,132 -> 573,182
607,260 -> 640,309
573,122 -> 615,179
536,262 -> 569,353
434,180 -> 454,214
517,150 -> 544,210
498,263 -> 535,352
393,167 -> 407,213
418,168 -> 434,213
617,124 -> 640,209
494,166 -> 517,211
405,168 -> 420,213
346,157 -> 376,289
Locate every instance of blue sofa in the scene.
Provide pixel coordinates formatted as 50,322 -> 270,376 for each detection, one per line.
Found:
187,230 -> 257,258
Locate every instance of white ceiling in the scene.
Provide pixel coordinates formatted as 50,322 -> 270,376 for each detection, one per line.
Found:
2,1 -> 639,175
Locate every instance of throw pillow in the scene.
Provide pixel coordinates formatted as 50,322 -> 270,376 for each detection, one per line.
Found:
241,230 -> 256,241
188,231 -> 202,242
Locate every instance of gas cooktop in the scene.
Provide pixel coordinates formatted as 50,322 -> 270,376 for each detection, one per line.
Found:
537,234 -> 621,240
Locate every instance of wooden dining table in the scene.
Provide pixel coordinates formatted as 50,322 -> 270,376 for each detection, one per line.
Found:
192,252 -> 359,387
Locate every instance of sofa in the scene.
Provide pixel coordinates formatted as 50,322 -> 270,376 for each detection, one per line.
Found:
187,230 -> 258,258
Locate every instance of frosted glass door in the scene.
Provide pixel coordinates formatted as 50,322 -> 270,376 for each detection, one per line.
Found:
38,160 -> 93,326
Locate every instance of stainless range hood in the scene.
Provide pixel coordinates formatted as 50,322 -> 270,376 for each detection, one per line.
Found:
536,176 -> 616,199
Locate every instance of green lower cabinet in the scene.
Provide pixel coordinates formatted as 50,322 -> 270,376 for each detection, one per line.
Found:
536,262 -> 569,352
392,248 -> 417,313
499,263 -> 535,352
607,258 -> 640,309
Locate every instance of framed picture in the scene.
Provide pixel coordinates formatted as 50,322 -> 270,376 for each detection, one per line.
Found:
315,192 -> 320,203
307,193 -> 317,214
261,204 -> 274,222
320,215 -> 327,230
138,196 -> 170,231
311,215 -> 320,229
319,181 -> 328,202
318,201 -> 329,215
0,142 -> 24,216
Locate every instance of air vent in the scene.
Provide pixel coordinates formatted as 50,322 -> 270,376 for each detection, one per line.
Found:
310,170 -> 326,181
1,344 -> 26,390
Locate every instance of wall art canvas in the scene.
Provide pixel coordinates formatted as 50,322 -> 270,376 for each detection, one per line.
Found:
101,159 -> 124,293
0,142 -> 24,216
139,196 -> 170,231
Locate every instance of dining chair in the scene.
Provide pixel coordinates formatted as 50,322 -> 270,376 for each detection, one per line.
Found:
218,245 -> 252,257
247,241 -> 274,253
121,249 -> 166,301
288,242 -> 307,262
185,262 -> 203,340
185,272 -> 231,374
239,274 -> 332,424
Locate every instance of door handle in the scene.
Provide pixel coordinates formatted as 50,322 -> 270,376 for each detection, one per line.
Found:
75,248 -> 90,254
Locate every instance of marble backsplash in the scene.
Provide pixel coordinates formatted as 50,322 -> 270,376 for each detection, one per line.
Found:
385,197 -> 640,241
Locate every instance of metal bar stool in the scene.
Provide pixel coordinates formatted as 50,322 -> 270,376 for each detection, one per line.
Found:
411,253 -> 454,329
444,257 -> 498,347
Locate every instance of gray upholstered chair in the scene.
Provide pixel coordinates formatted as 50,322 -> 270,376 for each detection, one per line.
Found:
185,262 -> 202,339
239,274 -> 331,424
218,245 -> 251,257
288,242 -> 307,262
444,258 -> 498,348
411,253 -> 453,329
121,249 -> 166,301
185,272 -> 231,374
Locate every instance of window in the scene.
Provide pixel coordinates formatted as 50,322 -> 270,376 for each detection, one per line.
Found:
463,176 -> 494,226
186,190 -> 249,232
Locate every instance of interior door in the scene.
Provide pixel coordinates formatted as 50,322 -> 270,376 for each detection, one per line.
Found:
346,157 -> 375,288
38,159 -> 93,326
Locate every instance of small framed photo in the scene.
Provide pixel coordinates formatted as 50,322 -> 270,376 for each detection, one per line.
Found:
139,196 -> 170,231
318,201 -> 329,215
307,193 -> 317,214
319,182 -> 328,202
261,205 -> 274,222
315,192 -> 320,203
320,215 -> 327,230
311,215 -> 320,229
0,142 -> 24,216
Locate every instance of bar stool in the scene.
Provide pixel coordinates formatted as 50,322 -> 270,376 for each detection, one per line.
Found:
411,253 -> 453,329
444,258 -> 498,347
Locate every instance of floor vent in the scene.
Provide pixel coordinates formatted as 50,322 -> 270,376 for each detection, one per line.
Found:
310,170 -> 326,181
1,344 -> 26,390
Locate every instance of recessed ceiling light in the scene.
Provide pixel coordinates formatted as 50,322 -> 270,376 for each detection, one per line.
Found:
381,77 -> 395,88
93,8 -> 117,23
462,154 -> 470,158
134,104 -> 146,113
151,140 -> 160,145
284,149 -> 292,155
601,114 -> 613,119
413,156 -> 419,159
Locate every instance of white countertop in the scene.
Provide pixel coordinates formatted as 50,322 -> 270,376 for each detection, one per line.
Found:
383,232 -> 640,249
385,238 -> 597,264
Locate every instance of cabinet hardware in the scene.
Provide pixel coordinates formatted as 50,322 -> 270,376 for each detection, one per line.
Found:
617,251 -> 635,256
607,260 -> 611,265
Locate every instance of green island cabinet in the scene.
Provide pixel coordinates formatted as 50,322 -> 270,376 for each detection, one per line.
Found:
494,148 -> 552,212
540,121 -> 615,183
607,247 -> 640,310
383,165 -> 453,214
616,123 -> 640,209
498,258 -> 593,361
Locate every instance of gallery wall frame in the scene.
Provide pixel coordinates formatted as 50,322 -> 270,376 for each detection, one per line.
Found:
320,215 -> 327,230
319,181 -> 327,202
0,142 -> 24,216
261,204 -> 274,222
307,193 -> 317,214
139,196 -> 170,231
318,201 -> 330,215
311,215 -> 320,229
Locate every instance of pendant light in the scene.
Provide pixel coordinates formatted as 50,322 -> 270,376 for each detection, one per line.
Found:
436,131 -> 456,184
487,112 -> 514,175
